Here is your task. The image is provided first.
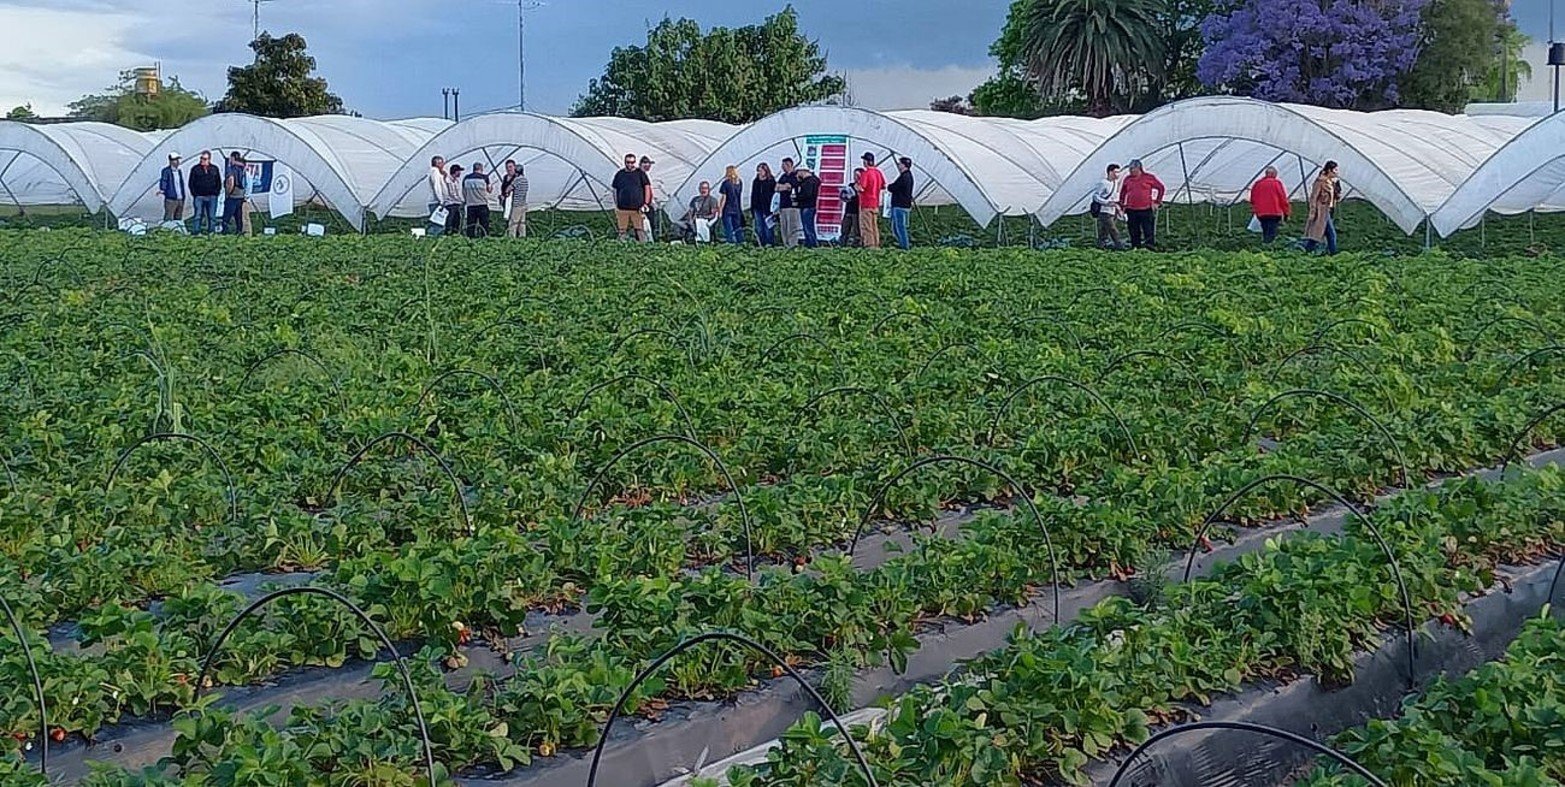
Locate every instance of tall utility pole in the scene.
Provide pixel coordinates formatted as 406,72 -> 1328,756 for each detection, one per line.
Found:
515,1 -> 545,112
453,88 -> 462,123
244,0 -> 275,43
442,88 -> 451,120
1553,0 -> 1561,113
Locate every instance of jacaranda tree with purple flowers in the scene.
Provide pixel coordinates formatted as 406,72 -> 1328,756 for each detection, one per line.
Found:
1196,0 -> 1429,110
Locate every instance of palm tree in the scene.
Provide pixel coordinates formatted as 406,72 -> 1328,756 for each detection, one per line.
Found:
1020,0 -> 1167,117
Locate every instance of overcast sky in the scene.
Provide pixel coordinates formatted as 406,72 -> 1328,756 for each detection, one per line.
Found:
0,0 -> 1556,118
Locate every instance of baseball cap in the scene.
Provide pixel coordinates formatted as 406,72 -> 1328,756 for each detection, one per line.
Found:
169,153 -> 182,160
862,152 -> 876,164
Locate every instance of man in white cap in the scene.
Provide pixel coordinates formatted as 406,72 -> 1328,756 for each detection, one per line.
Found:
158,153 -> 186,224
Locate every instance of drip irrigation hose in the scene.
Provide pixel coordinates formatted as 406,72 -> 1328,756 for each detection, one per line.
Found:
846,454 -> 1060,623
797,386 -> 913,459
987,375 -> 1139,460
0,594 -> 47,775
569,374 -> 698,440
1240,389 -> 1410,490
414,368 -> 521,433
1098,349 -> 1208,397
1181,474 -> 1417,689
193,586 -> 435,786
326,431 -> 473,537
585,631 -> 877,787
1499,402 -> 1565,476
106,432 -> 240,527
1488,346 -> 1565,395
570,434 -> 755,581
1106,720 -> 1387,787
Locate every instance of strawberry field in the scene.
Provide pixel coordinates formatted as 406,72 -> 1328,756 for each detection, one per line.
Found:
0,229 -> 1563,786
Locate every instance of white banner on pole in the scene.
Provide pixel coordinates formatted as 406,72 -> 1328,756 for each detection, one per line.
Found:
269,164 -> 294,219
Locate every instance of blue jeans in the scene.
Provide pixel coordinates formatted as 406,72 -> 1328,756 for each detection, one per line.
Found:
427,202 -> 445,237
800,208 -> 818,248
751,209 -> 774,246
1304,215 -> 1338,255
193,196 -> 218,234
891,207 -> 911,249
722,213 -> 742,244
220,198 -> 244,235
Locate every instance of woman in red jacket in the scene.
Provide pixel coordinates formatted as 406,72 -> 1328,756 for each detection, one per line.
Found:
1248,166 -> 1291,243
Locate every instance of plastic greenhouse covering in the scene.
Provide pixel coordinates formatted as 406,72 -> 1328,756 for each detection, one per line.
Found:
0,97 -> 1560,236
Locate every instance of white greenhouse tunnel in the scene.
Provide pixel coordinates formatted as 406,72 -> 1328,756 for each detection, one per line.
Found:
0,97 -> 1562,238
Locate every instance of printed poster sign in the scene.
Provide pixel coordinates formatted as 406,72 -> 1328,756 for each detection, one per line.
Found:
269,164 -> 294,219
803,135 -> 849,242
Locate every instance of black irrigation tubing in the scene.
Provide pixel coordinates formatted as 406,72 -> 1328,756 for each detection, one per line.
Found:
1106,720 -> 1388,787
237,348 -> 344,400
1499,401 -> 1565,476
607,327 -> 696,367
1240,389 -> 1410,490
569,434 -> 755,581
1065,286 -> 1114,311
908,341 -> 984,384
986,375 -> 1140,460
585,631 -> 878,787
756,333 -> 841,370
461,318 -> 544,355
798,386 -> 914,458
1008,314 -> 1086,352
846,454 -> 1061,622
1457,278 -> 1523,304
1181,474 -> 1417,690
0,593 -> 48,775
1268,342 -> 1380,383
569,374 -> 699,440
1460,315 -> 1558,361
106,432 -> 241,527
1097,349 -> 1207,397
1308,316 -> 1390,347
869,310 -> 937,338
414,368 -> 521,433
325,431 -> 474,537
193,586 -> 436,786
1487,346 -> 1565,395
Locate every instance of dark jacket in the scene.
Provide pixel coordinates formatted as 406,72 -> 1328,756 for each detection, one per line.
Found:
795,175 -> 821,210
888,170 -> 915,209
750,177 -> 776,213
188,163 -> 222,198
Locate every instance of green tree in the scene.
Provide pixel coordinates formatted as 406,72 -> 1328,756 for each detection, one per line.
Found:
217,33 -> 344,118
1147,0 -> 1216,107
66,71 -> 210,131
1399,0 -> 1526,112
1019,0 -> 1166,117
571,7 -> 844,123
6,104 -> 37,120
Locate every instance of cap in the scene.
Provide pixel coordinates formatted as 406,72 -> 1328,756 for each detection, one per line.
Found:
640,156 -> 654,165
861,152 -> 876,164
169,153 -> 182,160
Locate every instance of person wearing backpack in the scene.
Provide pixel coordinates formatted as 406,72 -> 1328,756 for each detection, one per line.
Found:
1091,163 -> 1125,250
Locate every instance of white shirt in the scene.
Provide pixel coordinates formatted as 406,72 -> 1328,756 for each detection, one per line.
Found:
1093,178 -> 1119,206
428,167 -> 446,203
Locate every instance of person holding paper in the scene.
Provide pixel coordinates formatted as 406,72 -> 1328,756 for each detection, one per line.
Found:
677,181 -> 720,242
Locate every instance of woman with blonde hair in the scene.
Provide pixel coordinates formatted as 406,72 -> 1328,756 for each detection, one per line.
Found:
717,165 -> 745,245
1303,161 -> 1340,255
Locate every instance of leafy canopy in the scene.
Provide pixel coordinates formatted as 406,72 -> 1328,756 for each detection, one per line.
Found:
6,104 -> 37,120
1197,0 -> 1428,110
217,33 -> 344,118
66,70 -> 210,131
1019,0 -> 1167,117
571,7 -> 844,123
1400,0 -> 1529,112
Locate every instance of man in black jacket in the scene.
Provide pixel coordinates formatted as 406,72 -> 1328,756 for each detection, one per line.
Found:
795,165 -> 821,249
187,151 -> 223,235
888,157 -> 915,250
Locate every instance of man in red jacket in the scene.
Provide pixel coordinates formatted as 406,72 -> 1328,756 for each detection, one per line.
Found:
1249,166 -> 1291,244
1118,159 -> 1165,250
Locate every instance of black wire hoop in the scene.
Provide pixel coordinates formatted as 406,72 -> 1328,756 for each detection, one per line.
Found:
1240,389 -> 1410,489
238,348 -> 344,399
1181,474 -> 1417,689
1459,315 -> 1557,361
1097,349 -> 1208,397
106,432 -> 241,527
1007,314 -> 1086,351
796,387 -> 913,458
869,310 -> 936,338
846,454 -> 1060,623
1499,401 -> 1565,476
584,631 -> 878,787
756,332 -> 840,369
569,374 -> 698,440
326,431 -> 473,537
414,368 -> 521,433
1487,345 -> 1565,395
1268,342 -> 1379,384
907,341 -> 984,385
1105,720 -> 1387,787
608,326 -> 697,367
987,375 -> 1139,459
0,594 -> 47,775
193,586 -> 436,785
570,434 -> 755,581
1308,317 -> 1391,348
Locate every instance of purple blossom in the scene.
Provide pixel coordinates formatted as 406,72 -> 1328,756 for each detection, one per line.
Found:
1197,0 -> 1429,109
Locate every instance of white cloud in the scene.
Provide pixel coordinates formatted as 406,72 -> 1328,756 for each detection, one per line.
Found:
842,64 -> 994,111
0,5 -> 153,114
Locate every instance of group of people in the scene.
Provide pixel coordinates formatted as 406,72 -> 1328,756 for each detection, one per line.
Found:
1090,158 -> 1344,254
627,151 -> 917,249
425,157 -> 531,238
156,150 -> 257,235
